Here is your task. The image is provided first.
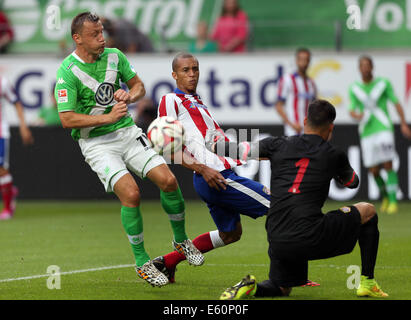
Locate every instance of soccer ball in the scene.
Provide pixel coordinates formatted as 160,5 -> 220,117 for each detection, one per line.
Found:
147,116 -> 184,155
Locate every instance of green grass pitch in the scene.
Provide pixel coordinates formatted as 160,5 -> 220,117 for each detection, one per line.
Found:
1,200 -> 410,300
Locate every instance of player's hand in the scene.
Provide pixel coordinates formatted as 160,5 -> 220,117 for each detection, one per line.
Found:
198,166 -> 227,191
108,101 -> 128,123
19,126 -> 34,145
350,111 -> 364,122
114,89 -> 131,104
400,122 -> 411,140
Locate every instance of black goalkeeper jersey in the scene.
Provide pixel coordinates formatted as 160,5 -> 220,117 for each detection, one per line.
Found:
258,134 -> 358,243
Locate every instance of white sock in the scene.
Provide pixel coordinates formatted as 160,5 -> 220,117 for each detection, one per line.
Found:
209,230 -> 225,248
0,174 -> 12,186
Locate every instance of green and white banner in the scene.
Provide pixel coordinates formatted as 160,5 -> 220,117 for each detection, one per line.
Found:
2,0 -> 221,53
3,0 -> 411,53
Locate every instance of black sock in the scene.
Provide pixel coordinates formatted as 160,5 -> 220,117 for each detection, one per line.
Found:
255,279 -> 283,297
358,214 -> 379,279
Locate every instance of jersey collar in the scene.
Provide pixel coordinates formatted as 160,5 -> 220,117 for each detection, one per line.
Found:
174,88 -> 198,97
71,50 -> 103,64
71,51 -> 85,63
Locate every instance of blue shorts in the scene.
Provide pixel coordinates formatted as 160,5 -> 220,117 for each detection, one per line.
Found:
193,169 -> 270,232
0,138 -> 9,169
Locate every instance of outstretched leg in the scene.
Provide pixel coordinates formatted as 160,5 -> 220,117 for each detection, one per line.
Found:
147,164 -> 204,266
157,223 -> 241,282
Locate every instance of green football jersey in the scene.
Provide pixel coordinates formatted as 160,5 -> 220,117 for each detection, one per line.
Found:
55,48 -> 137,140
348,77 -> 399,138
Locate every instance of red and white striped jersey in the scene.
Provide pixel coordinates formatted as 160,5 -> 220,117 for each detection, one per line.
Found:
0,76 -> 19,139
277,72 -> 317,136
158,88 -> 241,172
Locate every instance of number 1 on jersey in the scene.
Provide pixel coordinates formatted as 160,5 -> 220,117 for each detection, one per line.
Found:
288,158 -> 310,194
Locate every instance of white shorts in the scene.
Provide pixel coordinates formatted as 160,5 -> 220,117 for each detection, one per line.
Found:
78,125 -> 166,192
360,130 -> 396,168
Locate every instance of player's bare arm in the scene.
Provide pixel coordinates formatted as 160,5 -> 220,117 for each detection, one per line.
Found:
275,100 -> 302,133
394,102 -> 411,139
114,75 -> 146,104
14,101 -> 34,145
59,101 -> 128,129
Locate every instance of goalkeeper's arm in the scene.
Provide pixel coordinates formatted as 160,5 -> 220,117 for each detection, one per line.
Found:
333,148 -> 359,189
212,139 -> 259,162
334,165 -> 359,189
205,129 -> 269,161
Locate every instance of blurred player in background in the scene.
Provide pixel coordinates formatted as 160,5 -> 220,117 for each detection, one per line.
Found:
211,0 -> 249,53
212,100 -> 387,299
55,12 -> 203,287
153,52 -> 318,287
0,75 -> 33,220
275,47 -> 317,136
188,21 -> 217,54
349,55 -> 411,214
0,11 -> 14,53
36,84 -> 61,126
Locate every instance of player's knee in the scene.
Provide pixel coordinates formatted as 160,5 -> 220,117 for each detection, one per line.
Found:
354,202 -> 376,224
121,188 -> 141,207
159,174 -> 178,192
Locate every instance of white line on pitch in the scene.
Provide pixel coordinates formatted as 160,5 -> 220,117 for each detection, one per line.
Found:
0,263 -> 409,283
0,263 -> 269,283
0,264 -> 135,283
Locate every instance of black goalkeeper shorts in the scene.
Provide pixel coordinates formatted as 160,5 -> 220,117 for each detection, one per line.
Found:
268,205 -> 362,288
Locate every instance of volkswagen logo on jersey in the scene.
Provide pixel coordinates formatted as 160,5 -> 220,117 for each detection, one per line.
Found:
95,82 -> 114,106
